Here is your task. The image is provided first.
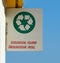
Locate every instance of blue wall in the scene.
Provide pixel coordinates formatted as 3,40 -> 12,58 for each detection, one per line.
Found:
6,0 -> 60,63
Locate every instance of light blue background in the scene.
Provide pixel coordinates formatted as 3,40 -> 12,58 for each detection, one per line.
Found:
6,0 -> 60,63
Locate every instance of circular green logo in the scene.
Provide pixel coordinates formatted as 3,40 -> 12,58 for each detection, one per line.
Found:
13,11 -> 35,34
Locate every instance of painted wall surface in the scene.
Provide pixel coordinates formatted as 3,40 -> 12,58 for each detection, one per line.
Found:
6,0 -> 60,63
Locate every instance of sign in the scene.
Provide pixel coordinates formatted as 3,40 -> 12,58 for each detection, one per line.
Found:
6,8 -> 42,51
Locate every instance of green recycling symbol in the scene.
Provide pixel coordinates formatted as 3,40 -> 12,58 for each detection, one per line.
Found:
13,11 -> 35,34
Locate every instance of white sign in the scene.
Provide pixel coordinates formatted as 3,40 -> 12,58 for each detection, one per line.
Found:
6,8 -> 43,51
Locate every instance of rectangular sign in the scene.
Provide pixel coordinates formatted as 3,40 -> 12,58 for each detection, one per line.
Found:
6,8 -> 42,51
